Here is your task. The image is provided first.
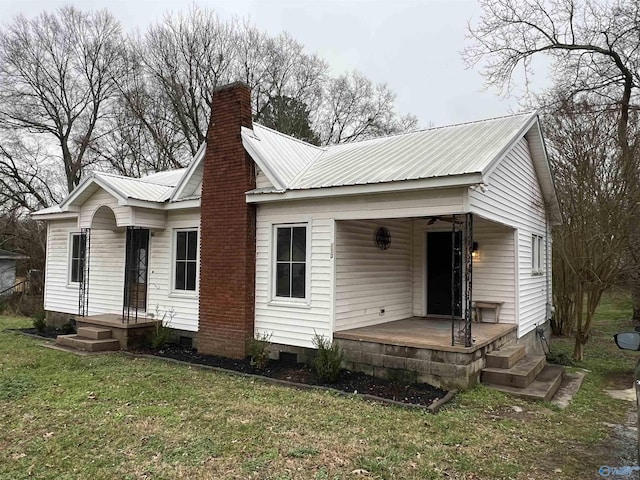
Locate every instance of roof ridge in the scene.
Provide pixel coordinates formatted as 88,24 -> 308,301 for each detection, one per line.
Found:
253,122 -> 327,151
97,171 -> 180,187
322,111 -> 538,149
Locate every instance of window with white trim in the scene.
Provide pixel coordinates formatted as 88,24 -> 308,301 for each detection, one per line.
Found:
70,232 -> 86,283
174,229 -> 198,291
274,224 -> 307,299
532,234 -> 544,275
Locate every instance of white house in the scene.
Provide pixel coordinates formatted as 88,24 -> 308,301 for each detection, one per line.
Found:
34,83 -> 561,390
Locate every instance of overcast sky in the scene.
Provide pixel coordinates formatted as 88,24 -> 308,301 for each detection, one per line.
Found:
0,0 -> 553,128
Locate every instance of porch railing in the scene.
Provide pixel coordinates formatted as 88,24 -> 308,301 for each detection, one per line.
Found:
451,213 -> 473,347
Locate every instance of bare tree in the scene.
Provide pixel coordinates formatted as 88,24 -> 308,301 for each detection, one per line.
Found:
0,7 -> 125,198
546,100 -> 631,359
316,71 -> 418,144
0,133 -> 63,212
465,0 -> 640,356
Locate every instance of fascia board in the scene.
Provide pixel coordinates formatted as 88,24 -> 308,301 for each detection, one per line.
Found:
245,173 -> 483,204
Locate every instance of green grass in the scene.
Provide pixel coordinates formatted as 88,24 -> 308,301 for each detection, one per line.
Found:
0,296 -> 637,479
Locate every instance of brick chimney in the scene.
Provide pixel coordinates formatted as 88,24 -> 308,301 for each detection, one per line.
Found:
198,82 -> 256,358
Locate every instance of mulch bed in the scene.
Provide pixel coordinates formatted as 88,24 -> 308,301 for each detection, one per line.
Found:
135,344 -> 449,408
17,328 -> 450,408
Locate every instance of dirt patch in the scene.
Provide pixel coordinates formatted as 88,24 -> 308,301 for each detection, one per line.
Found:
135,344 -> 448,408
606,372 -> 635,390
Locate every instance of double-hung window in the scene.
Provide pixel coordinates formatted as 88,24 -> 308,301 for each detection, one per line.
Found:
70,232 -> 86,283
532,234 -> 544,275
274,225 -> 307,299
175,229 -> 198,291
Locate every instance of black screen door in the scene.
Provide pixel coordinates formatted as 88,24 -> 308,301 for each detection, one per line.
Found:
124,228 -> 149,311
427,231 -> 462,316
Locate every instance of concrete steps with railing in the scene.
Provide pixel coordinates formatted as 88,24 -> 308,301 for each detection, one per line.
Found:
56,326 -> 120,352
481,343 -> 565,401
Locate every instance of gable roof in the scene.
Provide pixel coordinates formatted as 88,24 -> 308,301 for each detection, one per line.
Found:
243,113 -> 537,192
241,124 -> 324,191
56,170 -> 184,212
242,113 -> 561,224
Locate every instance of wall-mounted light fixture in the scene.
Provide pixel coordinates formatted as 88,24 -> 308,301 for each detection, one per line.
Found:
472,241 -> 479,258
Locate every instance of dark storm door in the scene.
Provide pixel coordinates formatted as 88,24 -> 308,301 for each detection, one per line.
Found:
427,231 -> 462,317
124,228 -> 149,311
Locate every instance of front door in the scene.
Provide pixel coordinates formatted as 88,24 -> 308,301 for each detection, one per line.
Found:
427,231 -> 462,317
124,228 -> 149,312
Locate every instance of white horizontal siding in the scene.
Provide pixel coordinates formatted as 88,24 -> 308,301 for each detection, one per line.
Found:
471,218 -> 516,324
255,189 -> 465,348
44,218 -> 82,315
412,220 -> 425,316
131,207 -> 167,229
470,137 -> 549,337
78,189 -> 131,228
335,219 -> 412,331
255,216 -> 334,348
146,210 -> 200,332
255,167 -> 274,189
86,228 -> 125,316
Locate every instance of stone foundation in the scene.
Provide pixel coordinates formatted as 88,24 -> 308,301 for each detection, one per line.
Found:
336,328 -> 517,390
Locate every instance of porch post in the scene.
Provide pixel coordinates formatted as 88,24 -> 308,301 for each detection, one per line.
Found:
451,216 -> 457,346
78,227 -> 91,317
464,213 -> 473,347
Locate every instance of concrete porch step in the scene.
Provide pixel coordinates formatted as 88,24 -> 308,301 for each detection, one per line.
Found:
484,364 -> 566,402
481,355 -> 546,388
56,334 -> 120,352
76,326 -> 112,340
485,343 -> 526,369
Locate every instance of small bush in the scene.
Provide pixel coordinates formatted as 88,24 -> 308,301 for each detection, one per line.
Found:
152,323 -> 172,349
546,351 -> 574,366
247,332 -> 272,370
313,333 -> 343,383
32,310 -> 46,333
59,319 -> 76,335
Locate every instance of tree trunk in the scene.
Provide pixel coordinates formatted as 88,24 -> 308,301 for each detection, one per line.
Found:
573,335 -> 585,361
633,296 -> 640,323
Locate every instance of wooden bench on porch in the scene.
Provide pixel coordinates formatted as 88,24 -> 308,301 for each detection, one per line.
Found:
473,301 -> 504,323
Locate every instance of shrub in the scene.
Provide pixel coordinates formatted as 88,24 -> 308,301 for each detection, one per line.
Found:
247,332 -> 272,370
313,333 -> 343,383
151,323 -> 172,349
59,319 -> 76,335
32,310 -> 46,333
150,305 -> 175,349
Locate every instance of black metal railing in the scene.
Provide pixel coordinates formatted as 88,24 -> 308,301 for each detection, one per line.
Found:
450,213 -> 474,347
78,228 -> 91,317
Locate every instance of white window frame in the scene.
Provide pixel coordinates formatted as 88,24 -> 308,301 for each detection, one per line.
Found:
271,223 -> 310,305
68,232 -> 86,285
532,234 -> 544,275
171,228 -> 199,295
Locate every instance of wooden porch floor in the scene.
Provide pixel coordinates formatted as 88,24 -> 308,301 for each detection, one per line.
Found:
334,317 -> 517,353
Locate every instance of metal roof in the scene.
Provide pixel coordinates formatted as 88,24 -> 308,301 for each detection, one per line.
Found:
242,124 -> 324,190
94,172 -> 180,202
290,113 -> 537,190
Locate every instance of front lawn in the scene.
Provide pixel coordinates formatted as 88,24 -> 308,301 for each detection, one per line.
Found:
0,296 -> 636,480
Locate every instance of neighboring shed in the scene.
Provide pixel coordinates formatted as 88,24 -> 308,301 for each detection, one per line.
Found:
0,249 -> 27,295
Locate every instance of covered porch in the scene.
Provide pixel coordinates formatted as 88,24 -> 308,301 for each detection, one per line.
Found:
332,213 -> 518,389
